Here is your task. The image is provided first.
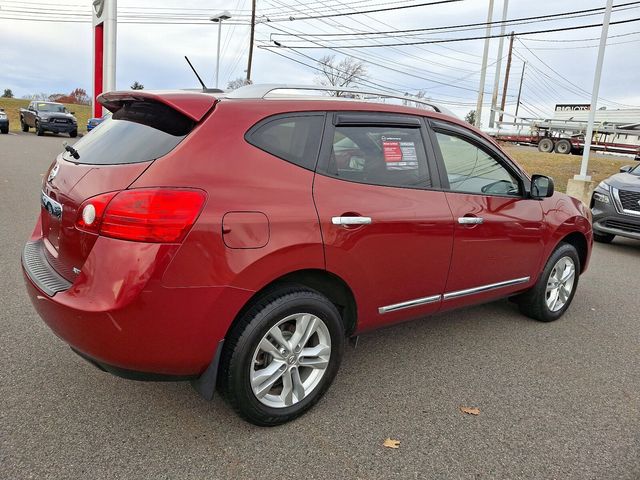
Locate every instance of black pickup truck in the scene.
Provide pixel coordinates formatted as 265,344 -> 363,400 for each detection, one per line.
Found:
20,101 -> 78,137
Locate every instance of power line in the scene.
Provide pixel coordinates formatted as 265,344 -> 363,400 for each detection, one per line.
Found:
268,2 -> 640,38
275,17 -> 640,48
262,0 -> 462,22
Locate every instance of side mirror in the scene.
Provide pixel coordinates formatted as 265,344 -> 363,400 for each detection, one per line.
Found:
70,111 -> 75,115
620,165 -> 632,173
0,108 -> 4,112
531,174 -> 554,199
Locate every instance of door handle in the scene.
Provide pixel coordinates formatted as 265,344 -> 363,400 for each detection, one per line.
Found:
458,217 -> 484,225
332,216 -> 372,226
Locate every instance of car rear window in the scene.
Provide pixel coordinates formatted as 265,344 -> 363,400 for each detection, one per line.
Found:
63,101 -> 194,165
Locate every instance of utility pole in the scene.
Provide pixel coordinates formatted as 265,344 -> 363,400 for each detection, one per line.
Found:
489,0 -> 509,128
498,32 -> 515,124
246,0 -> 256,82
576,0 -> 613,181
514,61 -> 525,119
475,0 -> 495,128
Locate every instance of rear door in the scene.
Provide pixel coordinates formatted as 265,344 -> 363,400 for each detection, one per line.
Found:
313,112 -> 454,331
428,120 -> 545,309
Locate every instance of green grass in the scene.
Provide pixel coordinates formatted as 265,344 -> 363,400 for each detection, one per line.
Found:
503,146 -> 633,193
0,98 -> 92,133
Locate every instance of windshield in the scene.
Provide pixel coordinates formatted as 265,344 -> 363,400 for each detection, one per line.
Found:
37,103 -> 66,113
630,164 -> 640,176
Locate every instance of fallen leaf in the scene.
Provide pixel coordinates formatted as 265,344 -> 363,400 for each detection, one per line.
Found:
459,406 -> 480,416
383,438 -> 400,449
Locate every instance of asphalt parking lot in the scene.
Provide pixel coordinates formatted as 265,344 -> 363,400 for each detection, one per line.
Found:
1,132 -> 639,479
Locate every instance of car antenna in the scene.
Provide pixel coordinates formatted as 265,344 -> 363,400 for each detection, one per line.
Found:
184,56 -> 224,94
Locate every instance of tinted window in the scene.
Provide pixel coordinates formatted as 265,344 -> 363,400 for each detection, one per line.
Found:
327,125 -> 431,189
435,132 -> 520,196
63,101 -> 193,165
248,115 -> 324,170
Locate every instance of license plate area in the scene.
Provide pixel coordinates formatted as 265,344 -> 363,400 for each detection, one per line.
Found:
41,190 -> 63,250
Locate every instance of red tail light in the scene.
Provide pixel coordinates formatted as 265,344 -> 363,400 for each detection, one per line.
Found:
76,188 -> 206,243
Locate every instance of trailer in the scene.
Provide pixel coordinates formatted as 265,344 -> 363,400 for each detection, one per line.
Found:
490,116 -> 640,160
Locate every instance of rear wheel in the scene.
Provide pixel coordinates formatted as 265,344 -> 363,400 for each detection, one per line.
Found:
594,232 -> 615,244
538,138 -> 554,153
554,139 -> 572,154
219,285 -> 345,426
516,243 -> 580,322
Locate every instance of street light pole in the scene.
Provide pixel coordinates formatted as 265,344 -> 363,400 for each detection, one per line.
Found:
475,0 -> 495,128
576,0 -> 613,181
210,11 -> 232,89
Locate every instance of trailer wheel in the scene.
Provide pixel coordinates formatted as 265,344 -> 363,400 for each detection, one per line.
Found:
538,138 -> 554,153
554,139 -> 572,155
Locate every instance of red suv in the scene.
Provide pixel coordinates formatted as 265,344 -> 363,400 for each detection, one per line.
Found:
22,86 -> 593,425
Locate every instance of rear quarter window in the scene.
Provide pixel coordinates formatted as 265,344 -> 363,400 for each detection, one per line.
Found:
63,101 -> 194,165
246,114 -> 325,170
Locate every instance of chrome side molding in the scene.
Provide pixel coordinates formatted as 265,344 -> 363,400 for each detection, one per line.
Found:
378,294 -> 441,314
443,276 -> 530,301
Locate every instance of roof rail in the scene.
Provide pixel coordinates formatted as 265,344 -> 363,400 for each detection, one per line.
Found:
225,84 -> 456,118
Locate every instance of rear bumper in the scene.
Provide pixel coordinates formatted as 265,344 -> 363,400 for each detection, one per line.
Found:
22,236 -> 253,377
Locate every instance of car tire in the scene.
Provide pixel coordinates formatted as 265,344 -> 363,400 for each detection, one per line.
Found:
219,285 -> 345,426
516,243 -> 580,322
69,129 -> 78,138
593,232 -> 615,244
538,138 -> 554,153
554,139 -> 572,154
21,120 -> 29,132
36,121 -> 44,136
0,127 -> 7,134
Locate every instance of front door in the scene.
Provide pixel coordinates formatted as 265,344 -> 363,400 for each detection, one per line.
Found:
429,121 -> 545,310
313,113 -> 454,331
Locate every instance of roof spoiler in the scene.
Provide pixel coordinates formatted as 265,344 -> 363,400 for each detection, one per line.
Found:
98,90 -> 217,122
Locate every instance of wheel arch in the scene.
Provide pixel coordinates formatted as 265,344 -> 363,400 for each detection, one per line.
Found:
226,268 -> 358,339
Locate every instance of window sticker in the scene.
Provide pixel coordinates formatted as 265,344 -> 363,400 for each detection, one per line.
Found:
382,136 -> 419,170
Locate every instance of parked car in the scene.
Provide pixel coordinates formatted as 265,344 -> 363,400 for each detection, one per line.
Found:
20,101 -> 77,137
22,86 -> 593,426
0,108 -> 8,134
591,163 -> 640,242
87,112 -> 111,131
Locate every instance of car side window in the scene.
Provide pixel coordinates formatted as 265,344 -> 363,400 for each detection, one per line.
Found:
247,115 -> 324,170
327,125 -> 431,189
434,131 -> 520,196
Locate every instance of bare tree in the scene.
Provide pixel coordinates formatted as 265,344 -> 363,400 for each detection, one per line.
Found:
315,55 -> 367,96
227,77 -> 253,91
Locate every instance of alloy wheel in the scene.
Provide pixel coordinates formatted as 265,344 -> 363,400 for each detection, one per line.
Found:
250,313 -> 331,408
545,256 -> 576,312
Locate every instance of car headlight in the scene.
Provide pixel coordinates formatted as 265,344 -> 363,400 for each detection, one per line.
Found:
0,114 -> 6,119
593,191 -> 610,204
597,181 -> 611,191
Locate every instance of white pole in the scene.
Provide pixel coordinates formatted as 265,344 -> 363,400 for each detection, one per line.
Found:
576,0 -> 613,180
475,0 -> 495,128
216,20 -> 223,89
104,0 -> 117,93
489,0 -> 509,128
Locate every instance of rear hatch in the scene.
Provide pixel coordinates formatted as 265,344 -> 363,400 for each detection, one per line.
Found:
40,92 -> 216,281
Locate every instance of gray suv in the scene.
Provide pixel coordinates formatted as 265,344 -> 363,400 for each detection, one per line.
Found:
591,163 -> 640,243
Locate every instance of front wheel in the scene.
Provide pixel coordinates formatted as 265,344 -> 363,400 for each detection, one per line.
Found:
69,129 -> 78,138
35,121 -> 44,136
21,120 -> 29,132
516,243 -> 580,322
0,127 -> 7,134
219,286 -> 345,426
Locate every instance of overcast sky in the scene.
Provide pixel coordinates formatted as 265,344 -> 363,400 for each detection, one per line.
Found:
1,0 -> 639,121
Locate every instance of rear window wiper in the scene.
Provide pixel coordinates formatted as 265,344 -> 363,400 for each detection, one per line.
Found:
63,142 -> 80,160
